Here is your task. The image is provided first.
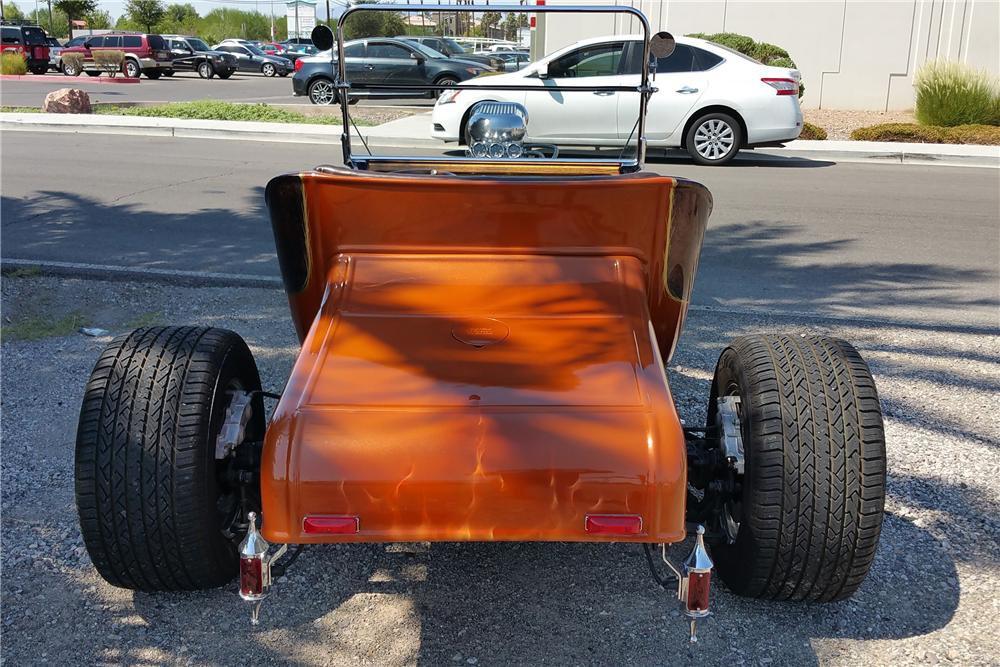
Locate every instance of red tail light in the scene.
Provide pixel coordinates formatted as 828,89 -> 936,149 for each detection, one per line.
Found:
584,514 -> 642,535
239,556 -> 264,597
762,78 -> 799,96
303,515 -> 359,534
294,58 -> 304,72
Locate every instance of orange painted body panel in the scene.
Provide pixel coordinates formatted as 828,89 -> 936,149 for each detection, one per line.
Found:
261,170 -> 712,544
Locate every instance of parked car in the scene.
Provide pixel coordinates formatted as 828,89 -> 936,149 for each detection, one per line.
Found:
212,40 -> 292,77
45,36 -> 63,71
293,38 -> 490,105
60,32 -> 173,79
1,24 -> 51,74
492,51 -> 531,72
282,37 -> 313,47
281,43 -> 318,62
397,35 -> 499,69
162,35 -> 237,79
432,35 -> 803,165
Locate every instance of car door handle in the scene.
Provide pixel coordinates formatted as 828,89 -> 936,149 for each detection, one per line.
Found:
592,90 -> 615,96
365,64 -> 374,70
676,86 -> 699,94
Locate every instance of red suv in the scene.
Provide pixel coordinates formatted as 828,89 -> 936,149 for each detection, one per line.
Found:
1,23 -> 51,74
60,32 -> 173,79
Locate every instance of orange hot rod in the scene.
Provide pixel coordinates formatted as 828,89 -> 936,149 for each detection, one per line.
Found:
74,5 -> 886,644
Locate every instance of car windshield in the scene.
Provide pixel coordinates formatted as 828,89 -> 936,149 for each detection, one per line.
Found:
438,37 -> 466,55
47,37 -> 61,47
409,41 -> 446,59
23,27 -> 47,46
187,38 -> 210,52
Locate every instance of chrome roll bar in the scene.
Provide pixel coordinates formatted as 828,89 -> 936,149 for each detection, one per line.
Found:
333,3 -> 654,171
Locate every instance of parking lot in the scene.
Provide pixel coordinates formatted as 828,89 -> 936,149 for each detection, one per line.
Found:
0,71 -> 433,108
2,131 -> 998,664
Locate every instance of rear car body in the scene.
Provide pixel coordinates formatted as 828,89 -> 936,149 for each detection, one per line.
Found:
432,35 -> 802,158
1,24 -> 50,74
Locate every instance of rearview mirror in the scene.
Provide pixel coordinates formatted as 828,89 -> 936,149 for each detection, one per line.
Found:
649,31 -> 676,59
311,25 -> 334,52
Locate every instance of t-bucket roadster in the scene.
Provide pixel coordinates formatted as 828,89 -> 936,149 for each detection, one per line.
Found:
74,4 -> 886,644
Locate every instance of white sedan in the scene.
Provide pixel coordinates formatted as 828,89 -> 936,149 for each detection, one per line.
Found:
432,35 -> 804,165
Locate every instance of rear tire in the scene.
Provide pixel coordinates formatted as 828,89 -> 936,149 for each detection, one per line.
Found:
29,63 -> 49,75
685,111 -> 741,165
144,69 -> 161,79
308,77 -> 337,105
217,71 -> 233,79
63,61 -> 81,76
123,59 -> 140,79
85,70 -> 101,77
707,334 -> 886,601
162,70 -> 174,77
75,326 -> 265,591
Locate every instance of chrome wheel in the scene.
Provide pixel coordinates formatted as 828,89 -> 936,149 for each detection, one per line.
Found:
262,63 -> 276,77
309,79 -> 336,105
694,118 -> 736,161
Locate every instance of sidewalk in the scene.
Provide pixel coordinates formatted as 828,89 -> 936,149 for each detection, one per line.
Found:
2,111 -> 997,167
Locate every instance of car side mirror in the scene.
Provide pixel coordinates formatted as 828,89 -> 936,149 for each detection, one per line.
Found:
537,62 -> 549,79
410,53 -> 425,64
311,24 -> 334,52
649,31 -> 676,59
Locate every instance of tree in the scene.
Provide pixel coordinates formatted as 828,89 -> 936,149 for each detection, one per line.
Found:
165,3 -> 197,24
479,11 -> 500,38
126,0 -> 166,33
343,0 -> 405,39
4,2 -> 26,20
85,8 -> 112,28
53,0 -> 95,37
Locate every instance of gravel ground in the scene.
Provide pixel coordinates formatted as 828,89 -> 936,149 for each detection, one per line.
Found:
803,109 -> 917,141
2,275 -> 998,666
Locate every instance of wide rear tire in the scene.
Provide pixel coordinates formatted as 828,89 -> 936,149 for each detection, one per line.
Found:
75,326 -> 264,591
707,334 -> 886,601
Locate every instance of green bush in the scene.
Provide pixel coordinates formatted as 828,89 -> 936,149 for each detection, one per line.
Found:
93,50 -> 125,76
850,122 -> 1000,145
914,61 -> 1000,127
686,32 -> 804,98
95,100 -> 373,126
1,53 -> 27,75
799,122 -> 827,140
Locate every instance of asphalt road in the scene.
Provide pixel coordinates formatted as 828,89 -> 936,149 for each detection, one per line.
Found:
0,72 -> 433,107
3,131 -> 997,327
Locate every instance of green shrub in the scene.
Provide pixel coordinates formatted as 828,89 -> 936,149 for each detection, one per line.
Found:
93,50 -> 125,76
95,100 -> 373,126
799,122 -> 827,140
686,32 -> 805,98
914,61 -> 1000,127
850,122 -> 1000,145
1,53 -> 27,75
61,52 -> 84,73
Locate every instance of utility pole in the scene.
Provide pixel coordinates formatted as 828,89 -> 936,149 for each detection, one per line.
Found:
295,1 -> 299,40
270,0 -> 275,41
325,0 -> 330,28
47,0 -> 53,33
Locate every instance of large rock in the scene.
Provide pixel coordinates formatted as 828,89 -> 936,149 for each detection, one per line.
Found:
42,88 -> 92,114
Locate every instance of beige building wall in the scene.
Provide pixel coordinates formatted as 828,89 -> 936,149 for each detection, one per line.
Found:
535,0 -> 1000,110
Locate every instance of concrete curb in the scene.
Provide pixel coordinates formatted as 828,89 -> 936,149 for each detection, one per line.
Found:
0,74 -> 141,84
2,258 -> 281,289
2,112 -> 997,167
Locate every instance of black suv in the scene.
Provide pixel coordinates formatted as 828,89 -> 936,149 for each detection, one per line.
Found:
163,35 -> 237,79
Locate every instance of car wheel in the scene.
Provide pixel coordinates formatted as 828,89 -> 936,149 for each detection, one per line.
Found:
144,69 -> 162,79
29,63 -> 49,75
85,70 -> 101,77
63,61 -> 81,76
217,71 -> 233,79
198,61 -> 215,79
162,70 -> 174,77
685,112 -> 741,165
75,326 -> 265,591
308,77 -> 337,105
262,63 -> 276,77
705,334 -> 886,601
433,75 -> 459,99
123,59 -> 140,79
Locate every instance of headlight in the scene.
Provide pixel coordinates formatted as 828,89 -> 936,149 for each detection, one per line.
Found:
465,67 -> 482,76
437,89 -> 461,105
465,101 -> 528,160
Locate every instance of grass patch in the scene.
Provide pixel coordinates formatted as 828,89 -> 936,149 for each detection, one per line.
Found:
4,266 -> 43,278
850,122 -> 1000,145
127,311 -> 163,328
799,122 -> 827,140
96,100 -> 372,126
1,52 -> 27,75
2,312 -> 85,341
914,61 -> 1000,127
0,106 -> 42,113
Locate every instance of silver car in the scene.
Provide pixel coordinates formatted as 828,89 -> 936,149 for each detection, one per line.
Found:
47,36 -> 63,72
